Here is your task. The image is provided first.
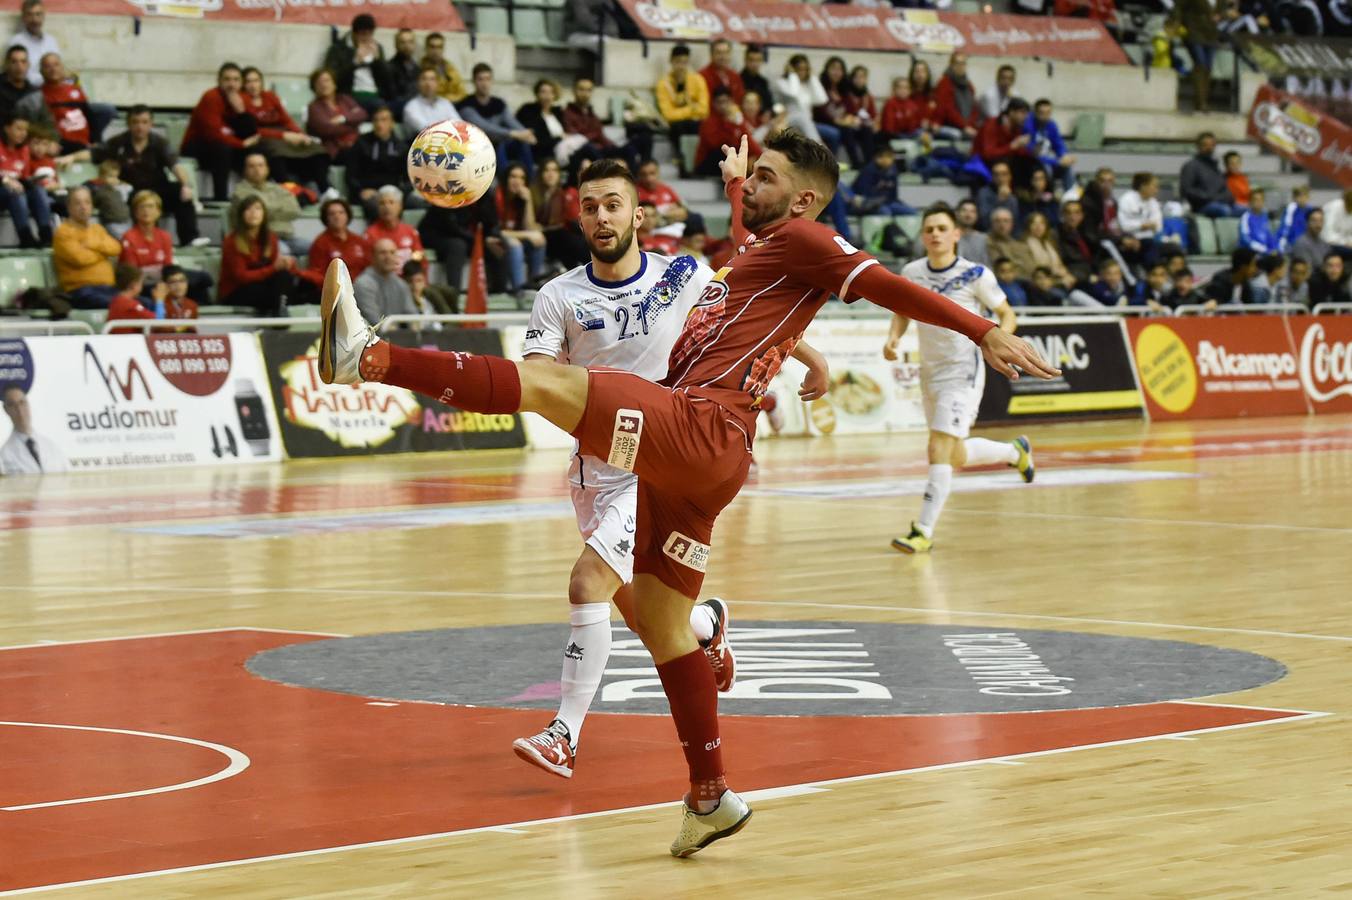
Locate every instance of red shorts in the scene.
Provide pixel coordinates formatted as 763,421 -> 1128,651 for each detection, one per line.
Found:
572,369 -> 754,598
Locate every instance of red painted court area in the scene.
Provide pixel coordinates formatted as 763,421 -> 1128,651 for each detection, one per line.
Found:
0,630 -> 1310,892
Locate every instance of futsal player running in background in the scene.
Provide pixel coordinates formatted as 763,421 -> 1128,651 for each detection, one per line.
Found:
512,157 -> 832,779
883,202 -> 1035,554
317,131 -> 1057,856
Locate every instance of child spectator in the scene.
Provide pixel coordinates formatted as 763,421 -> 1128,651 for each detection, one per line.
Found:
402,258 -> 449,321
843,65 -> 880,142
1169,267 -> 1203,308
107,262 -> 169,334
1224,151 -> 1250,207
1135,261 -> 1172,312
26,124 -> 63,210
741,92 -> 785,146
1203,246 -> 1261,306
678,219 -> 709,265
87,158 -> 130,238
1285,258 -> 1312,307
1089,259 -> 1132,306
694,87 -> 759,178
1250,253 -> 1287,304
993,256 -> 1028,307
0,111 -> 51,247
159,264 -> 202,320
1239,187 -> 1280,254
1278,185 -> 1312,252
850,145 -> 914,215
880,76 -> 923,141
1117,173 -> 1164,245
1025,266 -> 1062,307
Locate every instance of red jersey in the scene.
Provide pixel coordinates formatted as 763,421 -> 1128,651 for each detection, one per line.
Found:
302,229 -> 371,286
365,219 -> 424,269
637,181 -> 683,215
42,80 -> 91,146
242,90 -> 302,140
639,231 -> 680,255
699,63 -> 745,104
695,116 -> 761,168
0,141 -> 32,180
120,226 -> 174,273
881,96 -> 923,134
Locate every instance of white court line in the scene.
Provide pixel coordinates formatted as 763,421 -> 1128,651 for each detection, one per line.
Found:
0,705 -> 1327,896
0,626 -> 348,654
0,722 -> 250,811
0,584 -> 559,602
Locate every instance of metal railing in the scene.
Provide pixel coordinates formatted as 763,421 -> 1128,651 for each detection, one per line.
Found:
1175,303 -> 1308,317
1313,303 -> 1352,316
377,313 -> 531,330
101,317 -> 321,334
0,319 -> 95,335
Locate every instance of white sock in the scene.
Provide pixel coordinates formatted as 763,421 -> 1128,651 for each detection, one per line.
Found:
689,603 -> 716,643
555,602 -> 612,748
964,437 -> 1019,467
917,464 -> 953,538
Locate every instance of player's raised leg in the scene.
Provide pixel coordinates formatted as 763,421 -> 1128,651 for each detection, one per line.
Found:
964,434 -> 1034,482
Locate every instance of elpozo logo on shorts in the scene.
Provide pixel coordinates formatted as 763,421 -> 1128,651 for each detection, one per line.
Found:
1299,320 -> 1352,403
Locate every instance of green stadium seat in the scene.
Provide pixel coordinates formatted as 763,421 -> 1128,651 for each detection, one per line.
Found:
476,6 -> 510,33
1214,217 -> 1240,253
514,9 -> 553,44
678,134 -> 699,175
1071,112 -> 1105,151
1195,216 -> 1218,255
272,78 -> 313,124
0,256 -> 49,308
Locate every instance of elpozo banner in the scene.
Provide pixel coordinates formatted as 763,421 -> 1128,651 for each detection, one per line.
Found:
616,0 -> 1129,65
42,0 -> 464,30
259,329 -> 525,458
1246,84 -> 1352,189
0,334 -> 282,476
978,318 -> 1144,422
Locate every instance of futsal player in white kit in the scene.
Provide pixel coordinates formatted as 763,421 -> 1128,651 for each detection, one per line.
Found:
883,202 -> 1034,554
512,158 -> 830,777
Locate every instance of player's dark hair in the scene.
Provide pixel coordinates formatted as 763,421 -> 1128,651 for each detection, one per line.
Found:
921,202 -> 957,227
764,127 -> 839,197
578,157 -> 638,204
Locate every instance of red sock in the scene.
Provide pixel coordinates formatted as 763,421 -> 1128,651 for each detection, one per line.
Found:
363,342 -> 521,414
656,649 -> 725,805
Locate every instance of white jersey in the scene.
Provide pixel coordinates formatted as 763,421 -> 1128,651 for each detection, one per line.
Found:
523,251 -> 713,488
900,256 -> 1006,382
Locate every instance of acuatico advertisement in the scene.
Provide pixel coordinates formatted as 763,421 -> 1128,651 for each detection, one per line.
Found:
977,319 -> 1144,423
0,334 -> 282,476
258,330 -> 526,459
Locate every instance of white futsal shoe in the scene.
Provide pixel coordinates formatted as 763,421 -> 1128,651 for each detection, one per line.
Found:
670,790 -> 753,858
318,258 -> 380,385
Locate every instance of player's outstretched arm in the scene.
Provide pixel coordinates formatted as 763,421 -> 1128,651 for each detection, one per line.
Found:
720,135 -> 750,246
882,314 -> 909,361
792,339 -> 830,401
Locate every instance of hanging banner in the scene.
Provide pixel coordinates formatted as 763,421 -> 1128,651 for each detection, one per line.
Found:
977,319 -> 1143,422
1246,84 -> 1352,189
615,0 -> 1130,65
0,333 -> 282,476
259,329 -> 525,459
1239,35 -> 1352,80
42,0 -> 465,31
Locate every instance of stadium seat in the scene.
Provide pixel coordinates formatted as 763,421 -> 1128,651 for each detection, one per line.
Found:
1195,216 -> 1219,255
272,78 -> 313,124
513,9 -> 554,45
1214,217 -> 1240,253
475,5 -> 510,34
0,255 -> 49,308
678,134 -> 699,175
1071,113 -> 1105,151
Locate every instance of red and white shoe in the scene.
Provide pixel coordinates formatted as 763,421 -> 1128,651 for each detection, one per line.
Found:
512,719 -> 575,778
699,598 -> 736,692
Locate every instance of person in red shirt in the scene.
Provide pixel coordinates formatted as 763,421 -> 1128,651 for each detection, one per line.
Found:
37,52 -> 89,152
908,59 -> 942,136
698,39 -> 744,106
119,190 -> 174,283
933,51 -> 983,138
219,194 -> 296,315
843,65 -> 880,140
364,184 -> 426,270
300,197 -> 372,293
320,141 -> 1055,856
973,97 -> 1037,187
532,156 -> 586,270
0,112 -> 51,247
636,199 -> 679,254
181,62 -> 261,202
240,65 -> 330,192
694,88 -> 761,177
106,263 -> 200,334
880,76 -> 924,140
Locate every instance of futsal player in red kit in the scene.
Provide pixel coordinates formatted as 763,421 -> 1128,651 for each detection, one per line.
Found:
317,130 -> 1059,856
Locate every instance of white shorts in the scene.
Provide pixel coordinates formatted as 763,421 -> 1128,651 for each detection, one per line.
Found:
923,372 -> 985,440
572,476 -> 638,584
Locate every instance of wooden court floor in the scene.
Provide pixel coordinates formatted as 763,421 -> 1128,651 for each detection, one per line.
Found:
2,414 -> 1350,896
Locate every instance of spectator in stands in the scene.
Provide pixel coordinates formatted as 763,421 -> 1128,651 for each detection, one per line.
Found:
1136,262 -> 1173,312
420,32 -> 467,103
300,198 -> 372,297
1022,211 -> 1077,293
1089,259 -> 1131,306
1283,258 -> 1312,307
159,265 -> 202,320
37,53 -> 89,153
460,63 -> 537,177
740,44 -> 773,114
323,14 -> 391,114
532,156 -> 587,270
1019,167 -> 1060,225
934,52 -> 982,140
907,60 -> 941,139
1117,173 -> 1163,251
1025,267 -> 1062,307
880,76 -> 923,142
354,237 -> 417,321
850,145 -> 912,215
1277,184 -> 1312,252
993,257 -> 1028,307
1293,208 -> 1333,270
976,161 -> 1021,230
419,189 -> 502,297
561,77 -> 647,172
231,151 -> 307,257
1169,0 -> 1219,112
404,258 -> 451,319
1082,167 -> 1146,273
695,87 -> 760,177
1223,151 -> 1250,207
0,112 -> 51,247
635,157 -> 691,228
86,106 -> 200,246
403,66 -> 458,136
679,218 -> 708,264
1323,190 -> 1352,258
119,190 -> 173,286
1239,188 -> 1280,254
954,199 -> 989,265
816,56 -> 872,168
388,29 -> 421,118
52,184 -> 119,307
106,262 -> 169,334
1058,200 -> 1096,285
701,39 -> 744,104
7,1 -> 55,88
776,54 -> 831,150
1026,99 -> 1076,191
182,62 -> 259,202
637,200 -> 679,255
1181,132 -> 1241,217
1203,247 -> 1261,306
366,185 -> 424,270
656,44 -> 709,162
741,91 -> 785,146
1250,254 -> 1288,305
1168,267 -> 1203,308
1310,253 -> 1351,305
0,46 -> 49,128
987,208 -> 1032,278
87,158 -> 129,238
845,65 -> 880,141
973,97 -> 1036,187
219,194 -> 295,316
497,163 -> 549,297
307,68 -> 367,163
980,64 -> 1020,120
240,66 -> 329,193
516,79 -> 566,165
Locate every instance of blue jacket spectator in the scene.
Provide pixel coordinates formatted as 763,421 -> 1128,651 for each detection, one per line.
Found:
1239,190 -> 1280,254
1277,194 -> 1311,252
850,147 -> 915,215
1025,99 -> 1075,189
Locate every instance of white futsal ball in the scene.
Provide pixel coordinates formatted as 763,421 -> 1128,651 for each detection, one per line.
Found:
407,119 -> 497,209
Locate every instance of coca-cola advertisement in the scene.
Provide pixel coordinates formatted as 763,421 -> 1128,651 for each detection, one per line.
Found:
615,0 -> 1129,65
1290,316 -> 1352,413
1246,85 -> 1352,189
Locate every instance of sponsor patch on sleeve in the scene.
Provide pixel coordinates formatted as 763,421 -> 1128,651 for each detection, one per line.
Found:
834,235 -> 859,255
663,531 -> 711,573
608,408 -> 644,471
